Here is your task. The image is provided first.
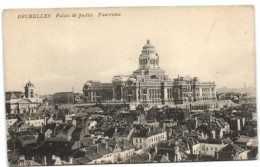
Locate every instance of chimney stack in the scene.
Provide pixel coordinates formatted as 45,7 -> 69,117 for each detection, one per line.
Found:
43,156 -> 47,166
166,153 -> 169,161
19,155 -> 25,166
69,157 -> 73,165
92,138 -> 95,145
148,152 -> 151,161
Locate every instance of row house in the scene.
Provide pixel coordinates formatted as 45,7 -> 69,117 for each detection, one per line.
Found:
190,139 -> 226,157
132,126 -> 167,149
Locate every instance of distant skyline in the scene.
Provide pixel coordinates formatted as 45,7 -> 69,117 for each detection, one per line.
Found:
3,6 -> 255,95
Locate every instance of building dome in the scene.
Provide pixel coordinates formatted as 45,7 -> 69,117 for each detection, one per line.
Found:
25,81 -> 34,87
143,39 -> 155,49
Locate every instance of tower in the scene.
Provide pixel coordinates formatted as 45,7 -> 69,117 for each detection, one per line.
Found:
139,39 -> 159,69
133,39 -> 166,77
25,81 -> 34,98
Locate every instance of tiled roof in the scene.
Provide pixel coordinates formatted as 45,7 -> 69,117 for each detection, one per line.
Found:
221,143 -> 244,153
116,140 -> 134,150
73,157 -> 92,164
153,154 -> 170,162
133,127 -> 165,138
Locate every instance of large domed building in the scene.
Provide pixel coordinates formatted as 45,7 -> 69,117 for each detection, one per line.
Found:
83,40 -> 216,106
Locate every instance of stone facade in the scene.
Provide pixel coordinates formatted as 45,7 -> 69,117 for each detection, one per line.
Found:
82,40 -> 216,106
82,80 -> 113,103
173,76 -> 216,104
5,81 -> 43,115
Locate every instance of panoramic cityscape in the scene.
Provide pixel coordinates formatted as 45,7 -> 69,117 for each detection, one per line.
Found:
5,40 -> 258,165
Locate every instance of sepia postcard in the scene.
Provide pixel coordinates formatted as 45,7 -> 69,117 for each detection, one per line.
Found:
2,6 -> 258,166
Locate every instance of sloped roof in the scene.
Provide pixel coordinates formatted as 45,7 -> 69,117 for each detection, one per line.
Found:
236,135 -> 253,143
116,140 -> 134,150
221,143 -> 244,153
16,98 -> 32,104
5,91 -> 23,100
73,157 -> 92,164
153,154 -> 170,163
81,138 -> 95,147
71,127 -> 84,141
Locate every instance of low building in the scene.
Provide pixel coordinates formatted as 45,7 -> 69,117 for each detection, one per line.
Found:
164,107 -> 190,122
218,143 -> 249,160
52,92 -> 82,104
82,80 -> 113,103
55,124 -> 76,141
113,127 -> 135,142
191,139 -> 226,157
6,116 -> 18,129
25,118 -> 46,127
132,126 -> 167,149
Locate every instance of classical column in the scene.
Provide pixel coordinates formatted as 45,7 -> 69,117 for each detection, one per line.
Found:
199,87 -> 202,101
164,87 -> 168,103
112,87 -> 116,102
209,86 -> 212,100
121,86 -> 124,102
132,89 -> 135,102
136,88 -> 139,102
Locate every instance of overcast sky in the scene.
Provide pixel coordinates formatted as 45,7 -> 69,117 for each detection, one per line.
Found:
3,6 -> 255,95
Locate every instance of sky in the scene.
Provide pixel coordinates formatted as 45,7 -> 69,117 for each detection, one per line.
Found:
3,6 -> 255,95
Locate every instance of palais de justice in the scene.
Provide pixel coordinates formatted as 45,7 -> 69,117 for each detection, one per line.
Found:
83,40 -> 216,105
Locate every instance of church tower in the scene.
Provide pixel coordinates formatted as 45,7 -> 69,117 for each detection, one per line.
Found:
25,81 -> 34,98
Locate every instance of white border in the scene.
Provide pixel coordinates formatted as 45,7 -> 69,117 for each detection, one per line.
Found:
0,1 -> 259,167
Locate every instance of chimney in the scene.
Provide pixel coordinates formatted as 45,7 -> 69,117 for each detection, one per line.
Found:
155,145 -> 158,154
92,138 -> 95,145
44,117 -> 47,125
196,152 -> 199,161
69,157 -> 73,165
215,151 -> 219,160
72,120 -> 77,126
42,156 -> 47,166
166,153 -> 169,161
148,152 -> 151,161
19,155 -> 25,166
105,141 -> 108,149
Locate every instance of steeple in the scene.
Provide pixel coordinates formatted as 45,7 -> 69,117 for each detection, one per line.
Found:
25,80 -> 34,98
